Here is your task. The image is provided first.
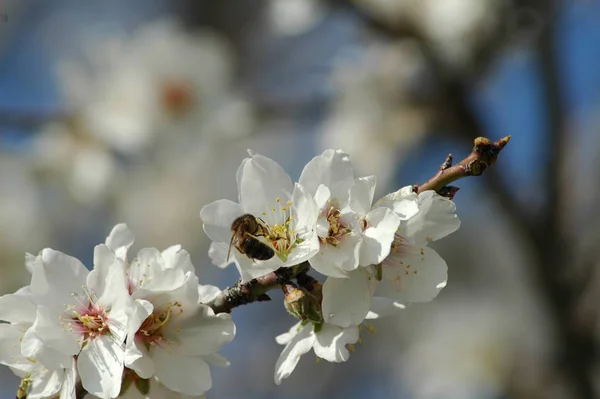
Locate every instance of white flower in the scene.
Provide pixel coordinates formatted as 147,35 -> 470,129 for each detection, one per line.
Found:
298,148 -> 403,269
59,19 -> 243,155
105,224 -> 235,396
200,150 -> 320,282
22,247 -> 132,398
274,321 -> 359,385
0,286 -> 77,399
374,188 -> 460,303
319,186 -> 458,327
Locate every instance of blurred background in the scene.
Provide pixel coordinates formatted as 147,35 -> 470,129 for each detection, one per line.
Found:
1,0 -> 599,398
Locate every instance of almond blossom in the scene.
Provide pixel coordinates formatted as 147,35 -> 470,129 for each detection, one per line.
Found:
105,224 -> 235,397
318,186 -> 459,328
21,247 -> 132,398
298,149 -> 401,277
0,286 -> 77,399
200,150 -> 320,282
374,187 -> 461,303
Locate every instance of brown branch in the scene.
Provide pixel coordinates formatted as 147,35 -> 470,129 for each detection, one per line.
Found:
417,136 -> 511,195
205,262 -> 310,314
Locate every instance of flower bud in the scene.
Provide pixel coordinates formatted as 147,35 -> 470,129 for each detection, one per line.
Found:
282,283 -> 323,325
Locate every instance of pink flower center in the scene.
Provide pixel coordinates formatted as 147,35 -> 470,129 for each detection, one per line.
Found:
319,206 -> 351,246
70,303 -> 110,341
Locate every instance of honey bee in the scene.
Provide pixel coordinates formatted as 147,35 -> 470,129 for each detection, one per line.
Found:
228,214 -> 275,261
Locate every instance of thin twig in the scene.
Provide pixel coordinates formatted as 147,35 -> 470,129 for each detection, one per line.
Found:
417,136 -> 511,194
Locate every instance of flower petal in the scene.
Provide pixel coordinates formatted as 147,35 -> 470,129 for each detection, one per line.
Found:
198,284 -> 221,304
359,207 -> 400,266
373,185 -> 419,220
203,353 -> 230,368
161,245 -> 194,274
26,368 -> 64,399
199,199 -> 242,244
153,352 -> 212,395
0,286 -> 36,324
298,149 -> 355,206
23,305 -> 80,361
238,152 -> 294,217
105,223 -> 135,261
274,323 -> 315,385
348,176 -> 376,216
310,233 -> 361,277
172,307 -> 235,356
313,324 -> 359,362
322,268 -> 372,328
402,191 -> 461,245
378,246 -> 448,303
78,335 -> 125,399
127,337 -> 155,379
31,249 -> 89,313
208,242 -> 231,269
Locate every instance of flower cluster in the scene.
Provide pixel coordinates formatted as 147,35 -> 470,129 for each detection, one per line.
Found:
201,149 -> 460,383
0,224 -> 234,399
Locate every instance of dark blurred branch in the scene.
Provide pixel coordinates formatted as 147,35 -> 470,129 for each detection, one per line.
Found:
332,0 -> 595,397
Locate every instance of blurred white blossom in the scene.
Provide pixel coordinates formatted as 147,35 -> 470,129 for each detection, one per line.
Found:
353,0 -> 502,67
321,41 -> 432,189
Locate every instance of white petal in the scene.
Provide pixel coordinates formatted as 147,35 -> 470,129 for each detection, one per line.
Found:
78,335 -> 125,399
0,324 -> 28,369
173,307 -> 235,356
365,297 -> 406,319
199,199 -> 242,243
58,361 -> 78,399
23,305 -> 80,361
161,246 -> 194,274
275,322 -> 302,345
21,326 -> 75,371
202,353 -> 230,368
31,249 -> 89,313
348,176 -> 376,216
208,242 -> 232,269
373,185 -> 419,220
126,299 -> 154,339
274,323 -> 315,385
105,223 -> 135,261
289,182 -> 319,235
89,244 -> 118,295
359,207 -> 400,266
310,232 -> 361,277
126,337 -> 155,379
0,287 -> 36,324
197,285 -> 221,304
238,152 -> 294,216
313,324 -> 359,362
322,269 -> 372,328
378,246 -> 448,303
25,253 -> 37,274
26,368 -> 64,399
403,191 -> 461,245
153,352 -> 212,395
314,184 -> 331,210
316,215 -> 330,238
298,149 -> 355,205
